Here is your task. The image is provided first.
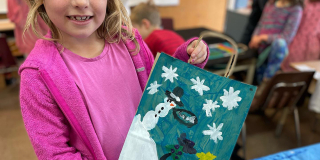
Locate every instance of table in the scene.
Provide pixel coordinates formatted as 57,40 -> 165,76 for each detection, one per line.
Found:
290,61 -> 320,93
291,61 -> 320,79
0,19 -> 15,32
291,61 -> 320,70
253,143 -> 320,160
175,27 -> 257,84
291,61 -> 320,128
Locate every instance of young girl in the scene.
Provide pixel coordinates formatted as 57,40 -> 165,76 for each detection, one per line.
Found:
281,0 -> 320,71
249,0 -> 303,84
19,0 -> 209,159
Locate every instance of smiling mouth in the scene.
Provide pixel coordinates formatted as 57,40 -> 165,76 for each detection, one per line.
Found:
67,16 -> 93,21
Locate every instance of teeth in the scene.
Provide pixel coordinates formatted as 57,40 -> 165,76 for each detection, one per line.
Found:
69,16 -> 90,21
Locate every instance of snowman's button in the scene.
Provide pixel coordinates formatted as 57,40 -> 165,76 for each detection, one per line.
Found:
155,114 -> 157,117
161,107 -> 164,110
158,110 -> 161,114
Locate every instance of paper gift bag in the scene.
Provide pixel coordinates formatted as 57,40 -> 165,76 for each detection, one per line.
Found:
119,52 -> 256,160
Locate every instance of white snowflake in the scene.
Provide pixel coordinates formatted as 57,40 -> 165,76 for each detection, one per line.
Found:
146,81 -> 162,94
190,77 -> 210,96
220,87 -> 242,110
203,122 -> 223,143
161,65 -> 178,83
202,100 -> 220,117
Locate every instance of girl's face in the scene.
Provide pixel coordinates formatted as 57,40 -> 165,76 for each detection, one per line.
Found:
43,0 -> 107,40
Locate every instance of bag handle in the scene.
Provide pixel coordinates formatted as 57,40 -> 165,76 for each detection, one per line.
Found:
200,31 -> 239,78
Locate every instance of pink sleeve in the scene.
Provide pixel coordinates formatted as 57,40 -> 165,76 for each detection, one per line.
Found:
267,6 -> 303,44
7,0 -> 28,28
20,69 -> 89,160
316,3 -> 320,36
173,37 -> 210,69
7,0 -> 19,22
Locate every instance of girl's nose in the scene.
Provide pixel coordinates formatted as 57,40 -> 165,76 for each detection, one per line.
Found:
72,0 -> 89,9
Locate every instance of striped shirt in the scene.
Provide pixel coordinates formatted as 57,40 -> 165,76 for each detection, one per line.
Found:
253,2 -> 303,44
144,29 -> 185,57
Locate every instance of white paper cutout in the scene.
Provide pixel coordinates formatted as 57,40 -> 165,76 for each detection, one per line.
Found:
202,100 -> 220,117
147,81 -> 162,94
190,77 -> 210,96
203,122 -> 224,144
120,95 -> 179,159
220,87 -> 242,110
161,65 -> 178,83
119,115 -> 158,160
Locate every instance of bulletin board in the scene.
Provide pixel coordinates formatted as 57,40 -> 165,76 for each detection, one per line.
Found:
158,0 -> 228,32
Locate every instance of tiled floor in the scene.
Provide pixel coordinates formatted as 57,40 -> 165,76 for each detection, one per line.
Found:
0,83 -> 320,160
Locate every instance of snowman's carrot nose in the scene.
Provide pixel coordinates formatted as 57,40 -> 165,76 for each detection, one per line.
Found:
170,103 -> 174,106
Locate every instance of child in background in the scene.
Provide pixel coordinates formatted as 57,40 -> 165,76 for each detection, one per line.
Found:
249,0 -> 303,111
281,0 -> 320,71
130,2 -> 185,58
240,0 -> 268,45
7,0 -> 48,55
19,0 -> 209,159
250,0 -> 303,84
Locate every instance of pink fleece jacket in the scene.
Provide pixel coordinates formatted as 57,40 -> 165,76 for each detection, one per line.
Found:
19,30 -> 209,160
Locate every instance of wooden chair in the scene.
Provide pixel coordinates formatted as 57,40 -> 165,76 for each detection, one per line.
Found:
0,33 -> 17,70
0,33 -> 18,88
256,71 -> 315,146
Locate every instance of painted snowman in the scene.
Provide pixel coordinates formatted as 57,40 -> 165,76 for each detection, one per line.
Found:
119,87 -> 184,160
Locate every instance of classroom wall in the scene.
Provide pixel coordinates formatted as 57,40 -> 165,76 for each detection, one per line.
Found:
157,0 -> 228,32
0,0 -> 7,14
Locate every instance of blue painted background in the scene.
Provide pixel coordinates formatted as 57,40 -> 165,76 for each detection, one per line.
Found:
135,53 -> 256,160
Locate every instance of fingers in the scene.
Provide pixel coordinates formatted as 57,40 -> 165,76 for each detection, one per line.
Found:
187,40 -> 197,55
194,45 -> 207,64
187,47 -> 195,55
249,41 -> 254,49
189,41 -> 207,64
249,41 -> 257,49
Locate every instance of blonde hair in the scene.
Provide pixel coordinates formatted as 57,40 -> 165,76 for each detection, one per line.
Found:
130,1 -> 161,27
24,0 -> 139,52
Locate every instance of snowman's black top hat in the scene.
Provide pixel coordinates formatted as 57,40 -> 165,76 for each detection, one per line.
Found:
165,87 -> 184,107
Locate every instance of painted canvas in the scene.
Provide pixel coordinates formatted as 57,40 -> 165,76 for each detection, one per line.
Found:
119,53 -> 257,160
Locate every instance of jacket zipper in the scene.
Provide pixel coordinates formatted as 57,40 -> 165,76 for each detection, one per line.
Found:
39,69 -> 98,160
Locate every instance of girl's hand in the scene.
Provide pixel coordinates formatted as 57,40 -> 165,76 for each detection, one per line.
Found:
249,34 -> 269,49
249,36 -> 261,49
187,40 -> 208,64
